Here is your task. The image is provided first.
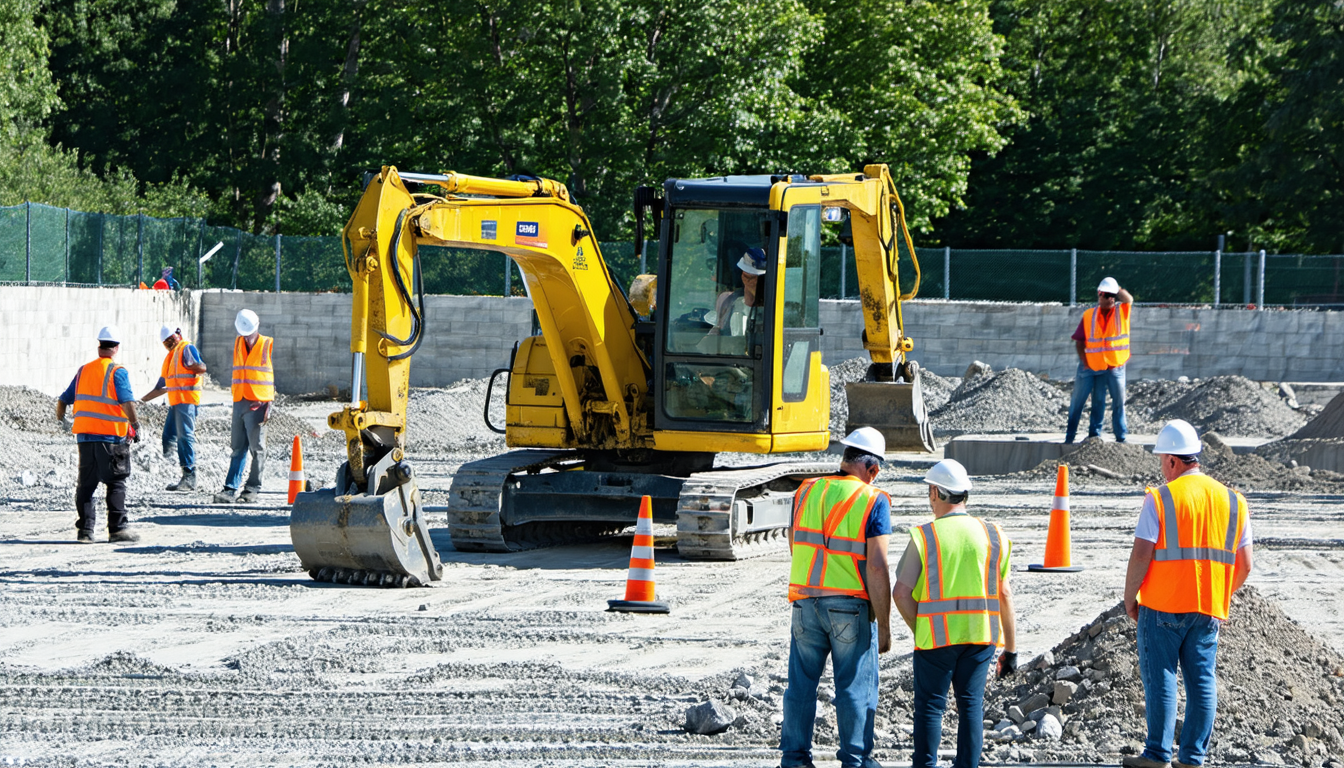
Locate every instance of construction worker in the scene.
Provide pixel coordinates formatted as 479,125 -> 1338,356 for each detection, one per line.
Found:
214,309 -> 274,504
780,427 -> 892,768
140,324 -> 207,491
1122,420 -> 1253,768
1065,276 -> 1133,444
893,459 -> 1016,768
53,326 -> 142,543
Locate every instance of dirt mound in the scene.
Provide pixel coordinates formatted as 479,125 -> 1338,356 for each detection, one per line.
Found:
1289,391 -> 1344,439
979,588 -> 1344,764
0,386 -> 65,435
1146,376 -> 1306,438
931,368 -> 1069,436
1005,438 -> 1162,489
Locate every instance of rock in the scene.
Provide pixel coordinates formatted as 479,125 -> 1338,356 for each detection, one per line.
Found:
19,469 -> 36,487
1034,651 -> 1055,670
995,724 -> 1021,741
732,709 -> 762,729
817,686 -> 835,704
1008,705 -> 1025,724
1037,713 -> 1064,740
1020,719 -> 1037,733
1055,665 -> 1082,681
1021,693 -> 1051,713
1052,680 -> 1078,705
1304,723 -> 1323,739
734,671 -> 753,690
1272,719 -> 1295,738
770,712 -> 784,726
731,687 -> 749,701
685,700 -> 736,735
964,360 -> 992,381
994,719 -> 1015,732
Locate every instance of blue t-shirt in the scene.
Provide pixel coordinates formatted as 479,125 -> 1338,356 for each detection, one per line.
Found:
60,363 -> 134,443
866,492 -> 893,540
154,344 -> 202,389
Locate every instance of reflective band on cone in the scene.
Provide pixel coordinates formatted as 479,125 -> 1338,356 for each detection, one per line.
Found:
1029,464 -> 1084,573
608,495 -> 670,614
287,435 -> 306,505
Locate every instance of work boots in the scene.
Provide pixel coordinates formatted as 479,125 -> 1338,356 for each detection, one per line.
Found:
109,529 -> 141,543
237,489 -> 260,504
167,470 -> 197,492
212,490 -> 236,504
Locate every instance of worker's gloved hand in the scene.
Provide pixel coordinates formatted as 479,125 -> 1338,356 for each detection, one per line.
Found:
996,651 -> 1018,678
129,423 -> 142,443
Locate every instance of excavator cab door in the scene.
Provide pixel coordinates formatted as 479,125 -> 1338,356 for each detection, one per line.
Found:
654,206 -> 778,433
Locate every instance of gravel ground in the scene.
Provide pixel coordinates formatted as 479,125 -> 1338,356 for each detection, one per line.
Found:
930,368 -> 1070,437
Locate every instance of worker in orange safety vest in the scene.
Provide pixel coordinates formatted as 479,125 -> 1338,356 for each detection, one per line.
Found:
1122,419 -> 1253,768
213,309 -> 275,504
54,325 -> 143,543
1065,276 -> 1133,444
140,324 -> 208,491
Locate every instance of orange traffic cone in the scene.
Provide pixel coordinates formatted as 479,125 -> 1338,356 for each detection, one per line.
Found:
287,435 -> 306,504
607,495 -> 670,613
1028,464 -> 1084,572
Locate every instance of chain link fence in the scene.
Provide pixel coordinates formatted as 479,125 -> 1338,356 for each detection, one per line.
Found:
4,202 -> 1344,308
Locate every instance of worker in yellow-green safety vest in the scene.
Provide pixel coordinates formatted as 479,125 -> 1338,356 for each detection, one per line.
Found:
894,459 -> 1017,768
780,427 -> 892,768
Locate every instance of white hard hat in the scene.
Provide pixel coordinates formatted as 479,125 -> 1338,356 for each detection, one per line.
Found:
96,325 -> 121,344
159,324 -> 178,343
923,459 -> 972,493
1097,277 -> 1120,294
839,426 -> 886,458
235,309 -> 260,336
736,248 -> 768,276
1154,419 -> 1201,456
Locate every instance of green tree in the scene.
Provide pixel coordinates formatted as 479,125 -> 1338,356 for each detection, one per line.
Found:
0,0 -> 60,137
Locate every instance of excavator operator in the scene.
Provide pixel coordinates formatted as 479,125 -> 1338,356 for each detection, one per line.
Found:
707,247 -> 767,339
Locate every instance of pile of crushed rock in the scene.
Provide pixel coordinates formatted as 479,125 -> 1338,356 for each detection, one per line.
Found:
978,587 -> 1344,765
1288,391 -> 1344,439
1127,376 -> 1308,438
930,367 -> 1069,437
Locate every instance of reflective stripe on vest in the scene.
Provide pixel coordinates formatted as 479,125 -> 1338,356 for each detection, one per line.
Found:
914,517 -> 1005,649
72,358 -> 129,437
1138,474 -> 1246,620
162,339 -> 201,406
787,476 -> 885,602
232,335 -> 275,402
1082,306 -> 1131,370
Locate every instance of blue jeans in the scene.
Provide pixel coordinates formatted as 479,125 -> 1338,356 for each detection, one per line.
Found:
1065,362 -> 1128,442
912,643 -> 995,768
1137,606 -> 1220,765
780,596 -> 880,768
162,404 -> 197,472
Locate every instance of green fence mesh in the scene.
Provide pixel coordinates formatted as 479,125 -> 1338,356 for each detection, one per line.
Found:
3,203 -> 1343,307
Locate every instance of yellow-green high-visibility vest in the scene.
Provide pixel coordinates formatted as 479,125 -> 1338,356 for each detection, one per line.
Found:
788,475 -> 888,602
911,514 -> 1010,649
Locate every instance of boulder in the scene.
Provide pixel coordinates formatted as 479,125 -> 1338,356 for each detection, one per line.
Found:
685,700 -> 736,735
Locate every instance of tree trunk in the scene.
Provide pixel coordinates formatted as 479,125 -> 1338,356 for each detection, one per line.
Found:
331,0 -> 367,154
255,0 -> 287,233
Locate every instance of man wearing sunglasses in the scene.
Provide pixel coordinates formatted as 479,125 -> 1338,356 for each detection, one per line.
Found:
1065,277 -> 1133,444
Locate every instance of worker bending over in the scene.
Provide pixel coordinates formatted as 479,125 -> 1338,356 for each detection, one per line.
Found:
214,309 -> 274,504
894,459 -> 1017,768
780,427 -> 892,768
54,326 -> 142,543
1123,420 -> 1253,768
140,324 -> 206,491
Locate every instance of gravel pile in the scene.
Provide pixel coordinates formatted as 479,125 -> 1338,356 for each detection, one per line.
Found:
978,588 -> 1344,765
1289,391 -> 1344,439
1143,376 -> 1307,438
930,368 -> 1069,437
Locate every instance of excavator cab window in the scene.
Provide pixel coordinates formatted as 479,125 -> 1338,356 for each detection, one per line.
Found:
661,207 -> 774,424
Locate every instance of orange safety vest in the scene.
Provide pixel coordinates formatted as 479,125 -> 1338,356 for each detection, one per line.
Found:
161,339 -> 201,406
788,475 -> 888,602
1081,304 -> 1131,370
1138,473 -> 1248,620
71,358 -> 129,438
232,334 -> 275,402
911,515 -> 1008,649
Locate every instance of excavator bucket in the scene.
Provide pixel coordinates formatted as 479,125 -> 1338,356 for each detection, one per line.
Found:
290,459 -> 444,587
845,377 -> 936,453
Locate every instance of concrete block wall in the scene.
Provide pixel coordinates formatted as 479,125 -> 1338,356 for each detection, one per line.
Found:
0,286 -> 199,396
197,292 -> 533,394
819,299 -> 1344,381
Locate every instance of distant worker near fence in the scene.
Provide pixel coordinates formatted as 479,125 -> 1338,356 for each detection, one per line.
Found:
214,309 -> 274,505
140,324 -> 207,492
152,266 -> 181,291
893,459 -> 1016,768
53,326 -> 142,544
1065,276 -> 1132,444
1122,420 -> 1252,768
780,427 -> 892,768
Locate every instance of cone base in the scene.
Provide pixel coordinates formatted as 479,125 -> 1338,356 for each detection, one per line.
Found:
1027,564 -> 1085,573
607,599 -> 670,614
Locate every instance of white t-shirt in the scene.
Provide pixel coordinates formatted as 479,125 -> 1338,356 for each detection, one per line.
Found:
1134,468 -> 1252,549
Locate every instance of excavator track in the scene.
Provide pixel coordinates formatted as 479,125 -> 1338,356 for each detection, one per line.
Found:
675,461 -> 837,561
447,449 -> 625,552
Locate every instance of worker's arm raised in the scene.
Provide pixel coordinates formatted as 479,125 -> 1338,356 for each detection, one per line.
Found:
1118,287 -> 1133,304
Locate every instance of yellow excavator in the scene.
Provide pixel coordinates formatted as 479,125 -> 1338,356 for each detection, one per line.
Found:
289,165 -> 933,586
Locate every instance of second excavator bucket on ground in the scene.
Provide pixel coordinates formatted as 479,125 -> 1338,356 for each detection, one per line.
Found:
845,377 -> 936,453
290,465 -> 444,587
